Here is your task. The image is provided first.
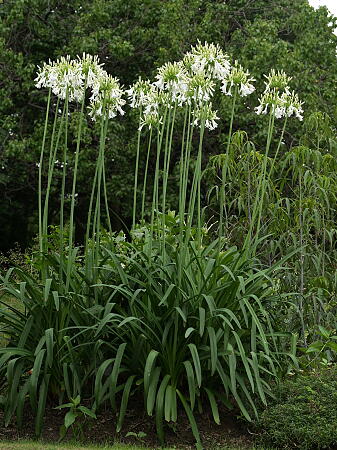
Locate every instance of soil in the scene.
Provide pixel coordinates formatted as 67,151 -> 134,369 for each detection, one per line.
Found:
0,398 -> 254,449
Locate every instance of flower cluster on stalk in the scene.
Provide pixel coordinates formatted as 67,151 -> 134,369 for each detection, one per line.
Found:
35,54 -> 125,120
125,41 -> 260,131
36,42 -> 304,128
35,56 -> 84,102
255,69 -> 304,120
89,74 -> 125,121
221,61 -> 255,97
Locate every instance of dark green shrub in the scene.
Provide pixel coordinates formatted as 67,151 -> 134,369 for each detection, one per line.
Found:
256,366 -> 337,449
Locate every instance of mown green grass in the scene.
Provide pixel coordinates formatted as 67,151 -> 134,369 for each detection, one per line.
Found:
0,443 -> 262,450
0,443 -> 152,450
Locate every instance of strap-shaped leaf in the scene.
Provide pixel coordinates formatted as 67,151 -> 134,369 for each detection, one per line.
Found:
144,349 -> 159,400
188,344 -> 201,388
204,388 -> 220,425
116,375 -> 135,433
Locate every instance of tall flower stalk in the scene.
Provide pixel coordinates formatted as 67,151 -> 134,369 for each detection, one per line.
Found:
244,70 -> 303,256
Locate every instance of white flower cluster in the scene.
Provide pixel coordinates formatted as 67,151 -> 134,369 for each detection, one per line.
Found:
255,69 -> 304,121
125,42 -> 258,131
35,54 -> 125,121
125,77 -> 153,109
193,103 -> 219,131
187,41 -> 231,81
35,56 -> 84,102
221,60 -> 255,97
88,74 -> 126,121
154,61 -> 189,104
35,44 -> 305,130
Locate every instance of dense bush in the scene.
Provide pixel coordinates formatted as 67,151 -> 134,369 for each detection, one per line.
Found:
256,367 -> 337,449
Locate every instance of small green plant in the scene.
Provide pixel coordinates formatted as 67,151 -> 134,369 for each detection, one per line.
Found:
125,431 -> 147,444
302,325 -> 337,368
55,395 -> 96,440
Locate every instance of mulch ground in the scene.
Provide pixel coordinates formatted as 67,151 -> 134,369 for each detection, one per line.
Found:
0,398 -> 254,449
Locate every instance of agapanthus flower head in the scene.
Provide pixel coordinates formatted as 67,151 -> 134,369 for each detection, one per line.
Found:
186,73 -> 215,105
139,111 -> 163,131
88,74 -> 125,120
255,88 -> 304,120
255,89 -> 281,116
280,91 -> 304,121
35,61 -> 54,89
35,56 -> 85,102
126,77 -> 153,108
264,69 -> 292,92
188,41 -> 231,81
221,60 -> 255,97
192,103 -> 219,130
78,53 -> 105,91
141,87 -> 172,114
154,61 -> 189,103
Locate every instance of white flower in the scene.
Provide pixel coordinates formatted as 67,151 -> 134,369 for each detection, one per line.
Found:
154,61 -> 189,103
255,90 -> 279,117
274,105 -> 286,119
281,91 -> 304,121
35,56 -> 85,102
255,88 -> 304,121
192,103 -> 219,130
88,74 -> 126,121
78,53 -> 106,95
186,73 -> 215,105
240,82 -> 255,97
138,111 -> 163,131
221,61 -> 255,97
255,103 -> 268,115
126,77 -> 153,108
141,87 -> 170,115
264,69 -> 292,93
187,41 -> 231,81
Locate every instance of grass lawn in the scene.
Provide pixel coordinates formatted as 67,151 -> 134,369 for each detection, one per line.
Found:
0,443 -> 153,450
0,443 -> 262,450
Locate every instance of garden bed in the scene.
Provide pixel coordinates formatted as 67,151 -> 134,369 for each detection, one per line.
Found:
0,402 -> 252,449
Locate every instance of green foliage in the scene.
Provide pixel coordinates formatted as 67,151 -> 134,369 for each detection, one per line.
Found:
301,325 -> 337,368
256,367 -> 337,449
0,239 -> 293,447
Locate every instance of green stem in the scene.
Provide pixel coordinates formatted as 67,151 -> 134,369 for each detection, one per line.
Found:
133,113 -> 142,229
186,113 -> 205,248
178,106 -> 189,234
218,88 -> 237,252
38,89 -> 51,265
68,84 -> 87,252
59,96 -> 69,276
102,149 -> 112,235
244,109 -> 275,255
141,128 -> 153,222
93,109 -> 109,271
84,158 -> 99,272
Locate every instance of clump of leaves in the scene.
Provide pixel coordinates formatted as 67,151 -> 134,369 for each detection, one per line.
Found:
256,366 -> 337,449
